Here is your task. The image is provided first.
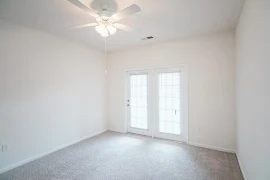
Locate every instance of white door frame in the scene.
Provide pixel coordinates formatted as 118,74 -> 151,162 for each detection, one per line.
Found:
125,65 -> 189,143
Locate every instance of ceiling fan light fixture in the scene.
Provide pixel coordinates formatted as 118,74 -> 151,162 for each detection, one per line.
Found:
95,24 -> 102,34
101,30 -> 109,37
95,24 -> 106,34
101,32 -> 109,37
95,23 -> 116,37
107,25 -> 117,35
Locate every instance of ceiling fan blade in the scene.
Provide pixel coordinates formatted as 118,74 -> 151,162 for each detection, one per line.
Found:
114,23 -> 132,32
67,0 -> 99,18
112,4 -> 141,21
70,23 -> 98,29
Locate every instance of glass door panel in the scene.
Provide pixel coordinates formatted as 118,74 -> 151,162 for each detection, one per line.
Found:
158,72 -> 181,135
130,74 -> 148,130
127,70 -> 152,136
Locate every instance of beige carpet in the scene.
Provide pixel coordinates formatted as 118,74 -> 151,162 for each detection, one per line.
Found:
0,131 -> 243,180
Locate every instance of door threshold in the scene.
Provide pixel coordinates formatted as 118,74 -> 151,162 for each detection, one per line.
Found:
126,132 -> 186,144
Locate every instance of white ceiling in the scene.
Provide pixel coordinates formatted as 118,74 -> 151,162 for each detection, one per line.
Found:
0,0 -> 245,52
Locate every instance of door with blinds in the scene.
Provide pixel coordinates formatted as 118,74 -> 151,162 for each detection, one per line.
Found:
126,67 -> 188,142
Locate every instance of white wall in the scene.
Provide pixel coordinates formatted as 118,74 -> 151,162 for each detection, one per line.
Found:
0,20 -> 107,172
107,31 -> 236,152
236,0 -> 270,179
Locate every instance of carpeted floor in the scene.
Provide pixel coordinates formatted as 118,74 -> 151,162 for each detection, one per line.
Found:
0,131 -> 243,180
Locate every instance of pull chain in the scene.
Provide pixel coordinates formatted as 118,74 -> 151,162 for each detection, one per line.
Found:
104,37 -> 107,75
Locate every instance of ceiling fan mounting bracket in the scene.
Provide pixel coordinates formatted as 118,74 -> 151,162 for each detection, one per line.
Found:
100,3 -> 108,11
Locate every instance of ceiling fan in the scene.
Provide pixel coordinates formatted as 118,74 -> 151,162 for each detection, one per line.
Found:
67,0 -> 141,37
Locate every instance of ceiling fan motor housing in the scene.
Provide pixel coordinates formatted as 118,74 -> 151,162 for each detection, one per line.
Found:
98,10 -> 113,20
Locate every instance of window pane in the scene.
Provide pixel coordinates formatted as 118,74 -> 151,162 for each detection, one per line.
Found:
159,72 -> 181,135
130,74 -> 148,129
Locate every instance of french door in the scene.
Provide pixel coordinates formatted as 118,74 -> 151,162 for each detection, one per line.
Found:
126,70 -> 152,136
126,67 -> 188,142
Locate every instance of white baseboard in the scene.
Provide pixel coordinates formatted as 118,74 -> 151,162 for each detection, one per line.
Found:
108,129 -> 236,154
236,153 -> 247,180
0,128 -> 108,174
108,128 -> 127,134
109,129 -> 235,154
188,142 -> 236,153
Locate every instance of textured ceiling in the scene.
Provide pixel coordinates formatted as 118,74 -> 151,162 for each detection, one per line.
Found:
0,0 -> 245,51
